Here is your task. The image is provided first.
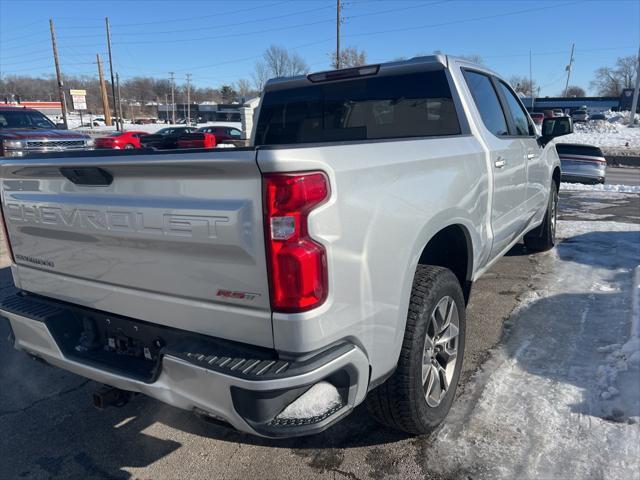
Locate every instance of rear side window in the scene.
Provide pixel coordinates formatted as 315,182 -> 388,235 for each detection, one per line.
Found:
463,71 -> 508,136
496,81 -> 534,136
255,70 -> 461,146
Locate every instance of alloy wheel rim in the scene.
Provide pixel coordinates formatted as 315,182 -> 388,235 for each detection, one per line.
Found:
422,296 -> 460,408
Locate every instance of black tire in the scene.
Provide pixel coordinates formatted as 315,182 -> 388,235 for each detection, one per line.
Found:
366,265 -> 466,435
524,182 -> 558,252
124,143 -> 135,149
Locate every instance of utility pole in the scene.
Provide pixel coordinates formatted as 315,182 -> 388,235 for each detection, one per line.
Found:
186,73 -> 192,125
49,19 -> 68,129
563,43 -> 575,97
96,54 -> 112,126
336,0 -> 341,69
105,17 -> 120,130
629,46 -> 640,125
169,72 -> 176,124
529,50 -> 534,110
116,73 -> 123,125
164,93 -> 168,123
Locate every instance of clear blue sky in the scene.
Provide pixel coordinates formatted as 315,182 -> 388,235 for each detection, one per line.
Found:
0,0 -> 638,96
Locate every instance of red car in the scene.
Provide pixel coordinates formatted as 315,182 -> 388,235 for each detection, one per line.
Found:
95,131 -> 149,149
197,125 -> 244,146
176,132 -> 217,149
529,112 -> 544,126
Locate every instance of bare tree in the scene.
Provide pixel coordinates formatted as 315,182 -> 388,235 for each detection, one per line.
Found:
509,76 -> 537,96
263,45 -> 290,77
590,55 -> 638,96
235,78 -> 254,101
251,62 -> 270,91
459,54 -> 485,65
564,85 -> 586,97
330,46 -> 367,69
252,45 -> 308,89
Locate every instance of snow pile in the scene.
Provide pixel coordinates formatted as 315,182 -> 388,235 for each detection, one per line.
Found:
276,381 -> 342,420
561,182 -> 640,193
555,110 -> 640,153
557,125 -> 640,154
573,120 -> 620,135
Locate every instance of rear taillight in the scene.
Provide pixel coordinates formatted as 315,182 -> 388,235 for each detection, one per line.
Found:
263,172 -> 329,313
0,202 -> 14,263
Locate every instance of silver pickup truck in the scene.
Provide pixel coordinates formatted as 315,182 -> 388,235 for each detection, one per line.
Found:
0,55 -> 572,438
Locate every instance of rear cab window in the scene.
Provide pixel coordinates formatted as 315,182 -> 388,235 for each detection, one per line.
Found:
255,69 -> 461,146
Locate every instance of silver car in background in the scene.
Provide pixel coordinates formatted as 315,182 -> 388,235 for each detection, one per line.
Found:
557,143 -> 606,184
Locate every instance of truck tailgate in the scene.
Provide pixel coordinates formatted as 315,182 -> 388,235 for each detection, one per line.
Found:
0,149 -> 273,347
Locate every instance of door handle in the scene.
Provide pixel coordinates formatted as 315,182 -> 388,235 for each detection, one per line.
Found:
526,153 -> 538,160
494,158 -> 506,168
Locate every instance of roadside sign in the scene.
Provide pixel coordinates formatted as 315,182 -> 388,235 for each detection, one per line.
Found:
70,89 -> 87,111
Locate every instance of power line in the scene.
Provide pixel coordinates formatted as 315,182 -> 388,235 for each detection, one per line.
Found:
344,1 -> 583,40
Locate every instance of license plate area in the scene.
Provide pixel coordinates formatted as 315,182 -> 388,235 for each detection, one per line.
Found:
46,308 -> 166,382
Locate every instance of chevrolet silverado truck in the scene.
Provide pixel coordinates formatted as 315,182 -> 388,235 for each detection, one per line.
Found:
0,105 -> 94,157
0,56 -> 572,438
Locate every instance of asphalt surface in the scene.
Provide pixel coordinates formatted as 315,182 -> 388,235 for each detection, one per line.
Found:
0,190 -> 638,480
605,166 -> 640,186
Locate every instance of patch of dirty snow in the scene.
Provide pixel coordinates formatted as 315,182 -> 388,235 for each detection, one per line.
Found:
276,381 -> 342,420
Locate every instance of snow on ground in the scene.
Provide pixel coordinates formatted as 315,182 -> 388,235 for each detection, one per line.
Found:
422,220 -> 640,479
557,111 -> 640,155
561,182 -> 640,193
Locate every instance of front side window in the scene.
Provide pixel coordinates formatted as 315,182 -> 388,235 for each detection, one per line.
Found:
255,69 -> 461,146
463,70 -> 508,136
496,81 -> 534,136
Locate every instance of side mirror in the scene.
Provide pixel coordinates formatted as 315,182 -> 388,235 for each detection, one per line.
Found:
540,116 -> 573,145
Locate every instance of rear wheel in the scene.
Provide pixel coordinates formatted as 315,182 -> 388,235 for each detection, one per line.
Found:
366,265 -> 465,434
524,183 -> 558,252
124,143 -> 135,149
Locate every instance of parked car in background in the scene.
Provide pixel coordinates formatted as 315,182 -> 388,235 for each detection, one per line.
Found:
133,118 -> 157,125
529,112 -> 544,125
552,108 -> 565,117
0,105 -> 93,157
543,109 -> 555,119
95,131 -> 149,149
589,112 -> 606,121
570,109 -> 588,122
556,143 -> 606,184
176,132 -> 217,149
197,125 -> 245,146
139,126 -> 197,149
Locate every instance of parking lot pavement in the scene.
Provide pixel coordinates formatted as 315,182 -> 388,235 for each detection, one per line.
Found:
0,191 -> 638,480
